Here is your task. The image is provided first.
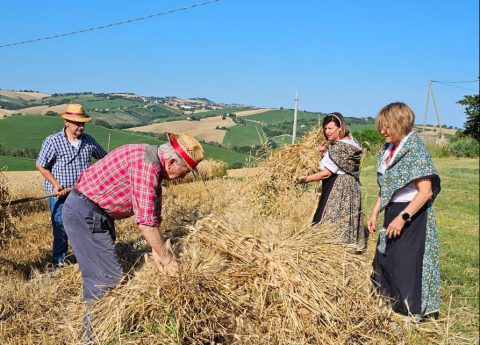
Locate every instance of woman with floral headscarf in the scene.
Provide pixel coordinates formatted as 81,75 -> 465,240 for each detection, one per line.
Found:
368,102 -> 441,320
297,112 -> 368,252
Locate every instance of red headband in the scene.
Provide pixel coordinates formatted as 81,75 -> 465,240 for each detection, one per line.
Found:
170,135 -> 198,169
65,112 -> 87,116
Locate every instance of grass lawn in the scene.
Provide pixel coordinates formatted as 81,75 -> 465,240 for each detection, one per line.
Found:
0,156 -> 36,171
361,157 -> 479,339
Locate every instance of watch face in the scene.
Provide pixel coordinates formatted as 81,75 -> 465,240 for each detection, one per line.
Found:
402,212 -> 410,221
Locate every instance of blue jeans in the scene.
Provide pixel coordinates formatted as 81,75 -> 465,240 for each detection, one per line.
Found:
49,197 -> 68,265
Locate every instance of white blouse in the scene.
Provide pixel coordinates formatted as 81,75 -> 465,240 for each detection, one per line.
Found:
320,137 -> 361,175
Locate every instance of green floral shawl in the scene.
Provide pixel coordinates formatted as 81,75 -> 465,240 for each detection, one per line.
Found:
376,131 -> 441,317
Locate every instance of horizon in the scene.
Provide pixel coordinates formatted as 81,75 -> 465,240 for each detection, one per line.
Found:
1,0 -> 478,128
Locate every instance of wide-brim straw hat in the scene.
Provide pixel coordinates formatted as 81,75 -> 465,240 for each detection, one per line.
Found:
61,104 -> 91,122
167,132 -> 204,177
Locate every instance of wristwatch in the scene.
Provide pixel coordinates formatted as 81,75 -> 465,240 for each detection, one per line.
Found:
400,211 -> 412,223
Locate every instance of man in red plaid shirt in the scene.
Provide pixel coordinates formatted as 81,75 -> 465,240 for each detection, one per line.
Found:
62,133 -> 204,306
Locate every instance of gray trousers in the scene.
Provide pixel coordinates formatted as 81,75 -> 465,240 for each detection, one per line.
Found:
62,190 -> 123,302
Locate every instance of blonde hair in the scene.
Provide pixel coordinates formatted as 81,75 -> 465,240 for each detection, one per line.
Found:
322,112 -> 350,139
375,102 -> 415,141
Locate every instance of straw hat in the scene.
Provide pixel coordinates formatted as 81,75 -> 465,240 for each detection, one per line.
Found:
167,133 -> 204,175
61,104 -> 91,122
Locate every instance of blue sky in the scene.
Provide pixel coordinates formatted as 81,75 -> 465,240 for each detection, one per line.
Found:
1,0 -> 478,127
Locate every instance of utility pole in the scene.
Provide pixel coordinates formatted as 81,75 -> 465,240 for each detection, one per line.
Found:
423,81 -> 444,143
292,89 -> 299,144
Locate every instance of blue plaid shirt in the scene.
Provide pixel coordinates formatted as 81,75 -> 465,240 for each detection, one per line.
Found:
37,129 -> 107,194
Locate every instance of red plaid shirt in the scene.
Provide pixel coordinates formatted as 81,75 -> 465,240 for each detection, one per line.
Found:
76,144 -> 166,227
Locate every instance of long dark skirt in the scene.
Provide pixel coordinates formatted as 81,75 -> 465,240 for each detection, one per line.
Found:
312,175 -> 338,225
312,174 -> 367,251
371,202 -> 428,315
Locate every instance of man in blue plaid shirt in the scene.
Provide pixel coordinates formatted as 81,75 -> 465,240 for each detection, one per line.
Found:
36,104 -> 107,268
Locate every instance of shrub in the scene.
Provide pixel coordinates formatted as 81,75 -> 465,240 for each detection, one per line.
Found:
450,137 -> 479,158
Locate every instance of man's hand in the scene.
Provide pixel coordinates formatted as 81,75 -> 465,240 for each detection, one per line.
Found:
152,249 -> 179,277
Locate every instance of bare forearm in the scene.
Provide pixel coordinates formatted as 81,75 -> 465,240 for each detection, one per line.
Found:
139,224 -> 171,261
305,169 -> 332,182
36,162 -> 61,189
370,196 -> 381,217
402,188 -> 432,218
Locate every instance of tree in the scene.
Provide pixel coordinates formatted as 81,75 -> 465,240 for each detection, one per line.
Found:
457,94 -> 479,141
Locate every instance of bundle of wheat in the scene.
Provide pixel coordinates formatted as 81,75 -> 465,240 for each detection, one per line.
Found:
89,196 -> 400,344
241,126 -> 326,215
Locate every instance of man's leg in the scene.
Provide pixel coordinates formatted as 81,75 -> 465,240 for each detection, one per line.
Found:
62,193 -> 123,302
49,197 -> 68,267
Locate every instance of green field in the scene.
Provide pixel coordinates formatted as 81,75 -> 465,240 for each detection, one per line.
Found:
223,123 -> 265,148
0,94 -> 29,106
361,158 -> 479,339
0,115 -> 247,169
0,156 -> 36,171
244,109 -> 321,124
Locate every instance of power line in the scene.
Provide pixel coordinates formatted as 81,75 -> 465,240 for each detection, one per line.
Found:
431,79 -> 478,84
431,81 -> 478,92
0,0 -> 221,49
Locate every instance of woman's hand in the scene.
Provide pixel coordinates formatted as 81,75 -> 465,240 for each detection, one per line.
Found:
316,144 -> 327,155
385,215 -> 406,239
295,176 -> 308,184
367,213 -> 379,233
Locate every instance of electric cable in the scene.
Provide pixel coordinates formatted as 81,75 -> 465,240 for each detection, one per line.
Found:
0,0 -> 221,49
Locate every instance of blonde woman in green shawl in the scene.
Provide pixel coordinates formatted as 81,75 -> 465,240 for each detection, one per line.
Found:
367,102 -> 441,320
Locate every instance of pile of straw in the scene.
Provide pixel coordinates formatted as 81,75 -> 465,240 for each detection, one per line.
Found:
0,172 -> 16,244
242,126 -> 326,215
89,195 -> 398,344
169,159 -> 227,185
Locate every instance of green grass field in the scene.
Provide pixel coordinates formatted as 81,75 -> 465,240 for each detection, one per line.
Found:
0,115 -> 247,169
0,156 -> 36,171
244,109 -> 321,124
0,94 -> 29,106
361,158 -> 479,339
223,123 -> 265,148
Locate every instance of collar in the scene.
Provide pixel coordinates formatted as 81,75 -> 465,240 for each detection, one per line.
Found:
159,151 -> 169,179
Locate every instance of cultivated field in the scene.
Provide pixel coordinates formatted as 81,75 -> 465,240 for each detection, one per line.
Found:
128,109 -> 271,144
0,90 -> 50,101
0,140 -> 478,344
128,116 -> 236,143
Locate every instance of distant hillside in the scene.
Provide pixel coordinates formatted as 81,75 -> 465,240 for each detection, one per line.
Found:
0,115 -> 247,170
0,89 -> 377,171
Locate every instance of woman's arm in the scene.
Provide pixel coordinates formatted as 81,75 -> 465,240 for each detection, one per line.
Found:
385,178 -> 433,239
367,196 -> 381,233
296,168 -> 333,183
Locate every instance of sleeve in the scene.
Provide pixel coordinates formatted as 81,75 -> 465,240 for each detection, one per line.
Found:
36,137 -> 56,169
91,138 -> 107,159
130,161 -> 162,227
319,151 -> 339,174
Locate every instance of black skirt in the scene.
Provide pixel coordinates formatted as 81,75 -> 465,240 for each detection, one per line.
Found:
311,174 -> 338,225
371,202 -> 428,315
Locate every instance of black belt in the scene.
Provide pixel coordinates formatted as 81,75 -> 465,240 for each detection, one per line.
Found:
71,188 -> 109,217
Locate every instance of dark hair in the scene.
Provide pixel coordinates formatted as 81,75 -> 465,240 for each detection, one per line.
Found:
322,112 -> 350,138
